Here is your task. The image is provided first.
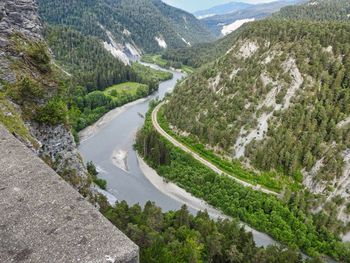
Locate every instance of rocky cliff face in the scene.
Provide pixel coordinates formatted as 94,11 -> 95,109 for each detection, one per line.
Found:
0,0 -> 41,87
0,0 -> 90,191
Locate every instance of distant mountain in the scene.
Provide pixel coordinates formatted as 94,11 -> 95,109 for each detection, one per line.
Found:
194,2 -> 253,19
201,0 -> 305,37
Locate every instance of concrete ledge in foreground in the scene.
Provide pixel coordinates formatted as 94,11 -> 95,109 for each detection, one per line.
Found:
0,125 -> 139,263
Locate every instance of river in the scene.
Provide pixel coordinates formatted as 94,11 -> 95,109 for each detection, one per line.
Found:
78,63 -> 278,248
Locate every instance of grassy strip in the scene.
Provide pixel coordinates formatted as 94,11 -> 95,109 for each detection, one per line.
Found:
157,107 -> 301,193
103,82 -> 148,99
131,62 -> 173,81
142,54 -> 168,68
135,104 -> 350,261
142,54 -> 194,74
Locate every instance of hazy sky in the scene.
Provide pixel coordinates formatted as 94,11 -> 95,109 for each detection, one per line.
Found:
163,0 -> 276,12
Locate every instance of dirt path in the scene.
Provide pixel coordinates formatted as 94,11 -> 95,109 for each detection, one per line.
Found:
152,102 -> 280,197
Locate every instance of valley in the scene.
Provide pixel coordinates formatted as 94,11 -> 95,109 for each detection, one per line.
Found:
78,63 -> 278,249
1,0 -> 350,262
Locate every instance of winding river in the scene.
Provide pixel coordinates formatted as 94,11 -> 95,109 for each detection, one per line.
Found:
78,63 -> 278,247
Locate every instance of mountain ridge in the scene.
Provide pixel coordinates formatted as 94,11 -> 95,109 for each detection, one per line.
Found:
38,0 -> 214,56
194,1 -> 253,19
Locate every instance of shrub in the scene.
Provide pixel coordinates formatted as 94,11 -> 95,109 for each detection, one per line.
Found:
87,161 -> 107,189
36,97 -> 68,125
7,77 -> 44,104
27,42 -> 51,73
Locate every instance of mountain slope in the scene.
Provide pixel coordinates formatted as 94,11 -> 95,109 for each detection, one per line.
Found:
38,0 -> 214,54
164,17 -> 350,231
276,0 -> 350,21
38,0 -> 215,104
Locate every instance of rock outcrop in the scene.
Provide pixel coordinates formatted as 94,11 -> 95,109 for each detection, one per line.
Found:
0,0 -> 90,189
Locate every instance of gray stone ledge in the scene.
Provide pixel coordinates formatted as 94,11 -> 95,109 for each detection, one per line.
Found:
0,125 -> 139,263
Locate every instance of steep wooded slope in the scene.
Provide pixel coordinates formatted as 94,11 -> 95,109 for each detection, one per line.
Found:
38,0 -> 214,53
165,19 -> 350,226
38,0 -> 214,98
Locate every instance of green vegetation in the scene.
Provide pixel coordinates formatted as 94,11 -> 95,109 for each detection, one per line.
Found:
44,26 -> 134,92
103,82 -> 148,99
135,103 -> 350,261
36,97 -> 68,125
132,62 -> 173,84
142,54 -> 194,74
68,64 -> 172,133
87,161 -> 107,190
44,24 -> 174,134
165,19 -> 350,184
164,19 -> 350,236
142,55 -> 169,68
0,92 -> 38,147
6,77 -> 44,106
68,85 -> 143,133
157,107 -> 299,192
100,199 -> 319,263
11,34 -> 51,74
162,29 -> 243,69
3,35 -> 71,129
276,0 -> 350,22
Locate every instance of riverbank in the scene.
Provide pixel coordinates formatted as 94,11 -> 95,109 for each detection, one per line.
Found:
79,97 -> 148,142
137,153 -> 226,219
78,62 -> 282,250
137,153 -> 279,248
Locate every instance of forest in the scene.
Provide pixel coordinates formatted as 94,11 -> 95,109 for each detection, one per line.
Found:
66,63 -> 172,136
99,198 -> 324,263
276,0 -> 350,22
164,20 -> 350,213
38,0 -> 213,54
157,108 -> 298,192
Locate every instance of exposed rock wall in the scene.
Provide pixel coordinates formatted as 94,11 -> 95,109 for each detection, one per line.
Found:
0,0 -> 42,84
0,0 -> 90,189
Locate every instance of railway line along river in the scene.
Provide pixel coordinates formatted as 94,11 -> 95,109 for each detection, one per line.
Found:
78,62 -> 278,248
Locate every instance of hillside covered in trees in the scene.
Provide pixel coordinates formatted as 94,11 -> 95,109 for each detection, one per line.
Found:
37,0 -> 216,134
38,0 -> 214,54
163,1 -> 350,237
